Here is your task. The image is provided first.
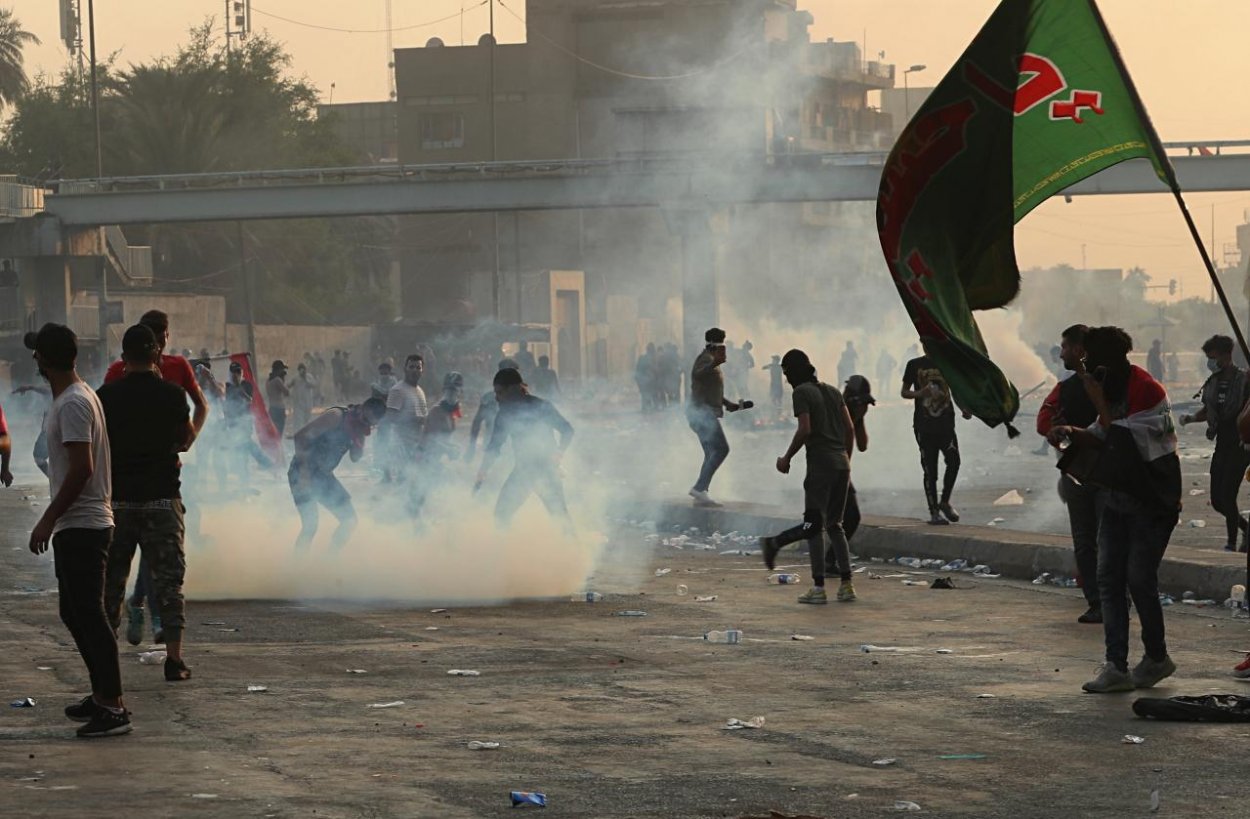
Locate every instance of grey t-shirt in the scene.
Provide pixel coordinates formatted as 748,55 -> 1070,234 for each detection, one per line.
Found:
792,381 -> 850,469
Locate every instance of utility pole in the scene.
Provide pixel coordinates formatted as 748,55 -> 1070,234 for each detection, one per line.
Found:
385,0 -> 396,100
490,0 -> 501,320
87,0 -> 108,361
238,222 -> 257,364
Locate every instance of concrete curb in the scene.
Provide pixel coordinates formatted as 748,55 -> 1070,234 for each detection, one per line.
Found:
616,499 -> 1247,603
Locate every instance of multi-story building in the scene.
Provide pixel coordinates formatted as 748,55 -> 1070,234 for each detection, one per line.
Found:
391,0 -> 895,378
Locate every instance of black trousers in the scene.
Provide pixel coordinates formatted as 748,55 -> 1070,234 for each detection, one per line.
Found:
916,429 -> 960,509
1210,438 -> 1249,546
53,527 -> 123,699
770,457 -> 852,584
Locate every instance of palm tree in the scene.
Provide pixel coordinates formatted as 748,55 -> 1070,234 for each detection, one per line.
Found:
0,7 -> 39,109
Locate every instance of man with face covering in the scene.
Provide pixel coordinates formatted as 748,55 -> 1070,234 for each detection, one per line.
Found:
1038,324 -> 1104,624
476,367 -> 574,526
289,397 -> 386,551
1047,326 -> 1181,694
411,372 -> 465,517
687,328 -> 750,507
1179,335 -> 1250,552
759,350 -> 856,605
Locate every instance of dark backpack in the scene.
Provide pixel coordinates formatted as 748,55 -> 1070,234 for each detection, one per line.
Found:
1132,695 -> 1250,722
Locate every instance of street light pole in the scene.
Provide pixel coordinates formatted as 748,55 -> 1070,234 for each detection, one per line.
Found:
902,64 -> 926,122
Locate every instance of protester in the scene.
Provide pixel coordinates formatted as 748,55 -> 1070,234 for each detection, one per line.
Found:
290,362 -> 317,432
98,325 -> 195,683
24,324 -> 130,738
687,328 -> 750,507
466,358 -> 520,464
875,349 -> 896,397
763,354 -> 784,416
658,343 -> 681,407
901,350 -> 966,525
842,374 -> 875,545
514,340 -> 538,382
476,367 -> 574,527
288,397 -> 386,551
1037,324 -> 1104,624
371,360 -> 397,401
529,355 -> 561,401
1179,335 -> 1249,552
759,350 -> 856,605
1047,326 -> 1180,694
0,397 -> 11,487
12,384 -> 51,475
265,360 -> 290,438
410,372 -> 464,518
385,354 -> 428,479
837,341 -> 858,387
1146,338 -> 1165,383
635,344 -> 658,412
223,361 -> 270,482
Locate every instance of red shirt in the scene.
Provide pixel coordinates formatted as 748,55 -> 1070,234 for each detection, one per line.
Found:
105,354 -> 199,396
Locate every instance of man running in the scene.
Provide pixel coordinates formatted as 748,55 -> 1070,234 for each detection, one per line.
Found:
687,328 -> 750,507
901,351 -> 966,525
25,324 -> 130,738
289,397 -> 386,551
476,368 -> 574,527
465,358 -> 519,464
99,325 -> 196,682
760,350 -> 856,604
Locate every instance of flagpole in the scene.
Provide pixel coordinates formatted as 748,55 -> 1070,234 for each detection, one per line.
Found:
1170,190 -> 1250,365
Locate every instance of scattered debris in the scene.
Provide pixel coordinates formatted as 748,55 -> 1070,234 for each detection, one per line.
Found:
510,791 -> 547,808
694,595 -> 718,603
705,629 -> 743,644
1151,789 -> 1160,812
572,592 -> 604,603
191,794 -> 219,799
975,694 -> 997,699
871,758 -> 897,767
448,669 -> 481,677
615,610 -> 648,617
246,685 -> 268,693
723,716 -> 766,730
655,568 -> 672,577
9,698 -> 35,708
935,649 -> 954,655
993,490 -> 1025,506
137,651 -> 167,665
425,626 -> 440,631
901,580 -> 927,586
1189,488 -> 1206,496
930,577 -> 956,590
790,635 -> 814,641
430,608 -> 448,614
1189,520 -> 1207,528
893,802 -> 922,812
860,645 -> 902,653
1122,735 -> 1146,744
367,701 -> 405,709
468,741 -> 501,750
938,753 -> 987,760
346,669 -> 367,674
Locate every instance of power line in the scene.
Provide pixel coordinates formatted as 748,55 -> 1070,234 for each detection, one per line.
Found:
249,2 -> 487,35
495,0 -> 759,81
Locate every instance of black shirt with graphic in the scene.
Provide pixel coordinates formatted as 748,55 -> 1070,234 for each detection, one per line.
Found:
902,355 -> 955,436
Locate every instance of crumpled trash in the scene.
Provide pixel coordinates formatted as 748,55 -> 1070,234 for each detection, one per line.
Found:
901,580 -> 927,586
448,669 -> 481,676
993,490 -> 1025,506
346,669 -> 368,674
1151,789 -> 1160,812
694,595 -> 718,602
1189,520 -> 1207,528
615,610 -> 648,617
893,802 -> 922,812
723,716 -> 766,730
9,698 -> 36,708
872,758 -> 897,766
934,649 -> 954,655
930,577 -> 956,590
1189,488 -> 1206,496
941,559 -> 968,572
510,791 -> 547,808
1122,734 -> 1146,744
367,701 -> 405,708
860,644 -> 902,653
1159,594 -> 1175,606
137,650 -> 167,665
655,568 -> 672,577
468,740 -> 501,750
791,634 -> 814,641
246,685 -> 268,693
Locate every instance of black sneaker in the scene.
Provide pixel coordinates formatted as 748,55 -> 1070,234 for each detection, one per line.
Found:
76,707 -> 132,738
760,536 -> 781,570
1077,606 -> 1103,624
938,501 -> 960,523
64,695 -> 98,723
926,510 -> 949,526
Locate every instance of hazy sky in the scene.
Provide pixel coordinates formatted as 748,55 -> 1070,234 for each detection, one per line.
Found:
16,1 -> 1250,302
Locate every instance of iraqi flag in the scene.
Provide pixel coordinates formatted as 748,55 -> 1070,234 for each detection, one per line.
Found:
228,352 -> 284,465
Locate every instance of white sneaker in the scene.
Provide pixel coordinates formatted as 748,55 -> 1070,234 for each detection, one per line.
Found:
689,489 -> 722,507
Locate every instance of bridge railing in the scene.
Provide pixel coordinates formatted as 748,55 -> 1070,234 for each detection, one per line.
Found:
0,176 -> 47,218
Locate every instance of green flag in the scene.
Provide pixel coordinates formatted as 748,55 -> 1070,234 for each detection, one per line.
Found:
876,0 -> 1177,434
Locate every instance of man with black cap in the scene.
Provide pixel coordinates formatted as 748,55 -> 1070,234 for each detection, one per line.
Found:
759,349 -> 856,605
98,324 -> 195,683
266,360 -> 290,438
842,374 -> 875,545
686,328 -> 750,507
289,396 -> 387,550
476,367 -> 574,526
25,324 -> 130,737
466,358 -> 520,465
104,309 -> 209,437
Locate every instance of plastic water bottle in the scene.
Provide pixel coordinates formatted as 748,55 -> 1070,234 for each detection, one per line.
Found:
768,573 -> 801,585
704,629 -> 742,644
897,557 -> 923,568
137,650 -> 167,665
1232,584 -> 1246,605
571,592 -> 603,603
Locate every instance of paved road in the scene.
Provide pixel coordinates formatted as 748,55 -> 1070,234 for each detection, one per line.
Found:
3,485 -> 1250,818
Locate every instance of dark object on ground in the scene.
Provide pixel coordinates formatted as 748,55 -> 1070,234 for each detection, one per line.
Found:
931,577 -> 956,589
1133,694 -> 1250,722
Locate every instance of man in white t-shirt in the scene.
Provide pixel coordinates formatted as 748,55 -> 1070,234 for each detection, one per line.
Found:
24,324 -> 130,738
386,354 -> 428,463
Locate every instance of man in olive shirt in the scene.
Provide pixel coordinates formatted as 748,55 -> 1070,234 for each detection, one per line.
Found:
760,349 -> 856,605
686,327 -> 750,507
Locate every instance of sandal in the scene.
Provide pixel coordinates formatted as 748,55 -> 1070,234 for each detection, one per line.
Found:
164,658 -> 192,682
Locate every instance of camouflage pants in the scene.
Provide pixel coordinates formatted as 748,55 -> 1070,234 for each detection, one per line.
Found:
105,501 -> 187,639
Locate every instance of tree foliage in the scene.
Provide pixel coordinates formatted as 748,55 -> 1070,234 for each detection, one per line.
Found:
0,23 -> 393,325
0,7 -> 39,110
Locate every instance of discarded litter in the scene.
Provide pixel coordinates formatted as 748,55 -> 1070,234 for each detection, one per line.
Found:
1189,520 -> 1207,528
655,568 -> 672,577
9,698 -> 35,708
860,645 -> 901,653
346,669 -> 368,674
201,621 -> 227,626
676,585 -> 688,596
791,634 -> 814,641
247,685 -> 268,693
941,559 -> 968,572
694,595 -> 718,603
893,802 -> 922,812
935,649 -> 954,654
137,651 -> 167,665
993,489 -> 1025,506
987,517 -> 1006,526
768,573 -> 802,585
1158,594 -> 1175,607
367,701 -> 405,708
705,629 -> 743,644
510,791 -> 547,808
1189,488 -> 1206,496
572,592 -> 603,603
448,669 -> 481,677
1122,734 -> 1146,744
1151,789 -> 1160,812
615,610 -> 648,617
901,580 -> 927,586
191,794 -> 219,799
975,694 -> 997,699
468,741 -> 501,750
872,758 -> 897,766
723,716 -> 766,730
930,577 -> 956,590
35,667 -> 51,671
430,608 -> 448,613
425,626 -> 439,631
938,753 -> 987,760
895,557 -> 923,568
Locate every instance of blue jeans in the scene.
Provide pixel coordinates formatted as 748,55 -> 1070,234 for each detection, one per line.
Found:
687,406 -> 729,493
1097,500 -> 1174,671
